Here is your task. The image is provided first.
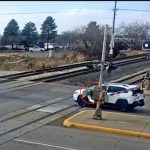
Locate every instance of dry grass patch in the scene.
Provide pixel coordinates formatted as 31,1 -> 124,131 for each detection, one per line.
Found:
115,50 -> 149,58
0,51 -> 90,71
122,50 -> 148,56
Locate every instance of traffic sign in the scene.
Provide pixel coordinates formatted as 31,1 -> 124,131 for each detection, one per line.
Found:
142,41 -> 150,50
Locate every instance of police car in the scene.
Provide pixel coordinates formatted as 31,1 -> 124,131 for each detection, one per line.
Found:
73,83 -> 145,111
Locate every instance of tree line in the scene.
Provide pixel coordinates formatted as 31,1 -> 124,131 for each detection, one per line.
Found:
0,16 -> 150,59
1,16 -> 57,49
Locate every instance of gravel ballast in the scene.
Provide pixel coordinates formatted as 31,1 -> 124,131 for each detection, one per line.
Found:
59,60 -> 150,86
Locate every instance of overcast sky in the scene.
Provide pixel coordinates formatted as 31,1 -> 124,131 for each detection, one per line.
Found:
0,1 -> 150,35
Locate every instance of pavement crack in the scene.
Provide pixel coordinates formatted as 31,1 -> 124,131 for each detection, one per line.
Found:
139,119 -> 150,137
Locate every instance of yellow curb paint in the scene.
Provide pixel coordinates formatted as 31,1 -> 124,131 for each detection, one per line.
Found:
63,111 -> 86,127
140,133 -> 150,138
63,110 -> 150,139
70,122 -> 140,137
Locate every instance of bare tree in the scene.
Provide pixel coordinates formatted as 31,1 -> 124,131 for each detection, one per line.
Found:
55,21 -> 106,59
116,22 -> 150,50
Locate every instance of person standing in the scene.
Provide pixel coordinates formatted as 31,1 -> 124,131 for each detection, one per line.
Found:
92,84 -> 105,120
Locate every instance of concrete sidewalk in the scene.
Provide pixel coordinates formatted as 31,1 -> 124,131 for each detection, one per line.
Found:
144,88 -> 150,96
63,110 -> 150,139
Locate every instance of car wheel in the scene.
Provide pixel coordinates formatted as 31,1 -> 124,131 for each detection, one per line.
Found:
77,96 -> 87,107
40,50 -> 44,52
115,99 -> 128,112
30,50 -> 33,52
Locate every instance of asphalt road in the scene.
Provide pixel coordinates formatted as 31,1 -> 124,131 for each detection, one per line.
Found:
0,81 -> 78,116
0,80 -> 149,149
0,125 -> 150,150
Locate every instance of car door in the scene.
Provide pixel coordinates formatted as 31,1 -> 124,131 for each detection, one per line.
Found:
35,46 -> 39,51
106,86 -> 126,104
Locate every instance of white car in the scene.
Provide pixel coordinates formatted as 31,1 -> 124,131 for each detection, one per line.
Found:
29,46 -> 45,52
73,83 -> 145,111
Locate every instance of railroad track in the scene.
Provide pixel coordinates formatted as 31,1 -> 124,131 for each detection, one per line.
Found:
30,56 -> 148,83
111,68 -> 150,84
112,56 -> 146,67
0,55 -> 149,84
30,68 -> 92,82
0,95 -> 82,145
0,60 -> 94,80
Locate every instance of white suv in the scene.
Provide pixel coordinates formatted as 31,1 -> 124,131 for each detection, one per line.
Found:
73,83 -> 145,111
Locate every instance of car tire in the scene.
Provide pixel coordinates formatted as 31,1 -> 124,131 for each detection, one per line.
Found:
115,99 -> 128,112
77,96 -> 87,107
30,50 -> 33,52
40,50 -> 44,52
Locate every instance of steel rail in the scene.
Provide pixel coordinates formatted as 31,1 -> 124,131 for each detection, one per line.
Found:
0,54 -> 148,80
0,97 -> 81,145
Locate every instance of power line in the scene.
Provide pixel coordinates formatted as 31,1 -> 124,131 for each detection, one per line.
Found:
0,7 -> 149,16
118,8 -> 150,12
0,9 -> 112,15
0,3 -> 69,7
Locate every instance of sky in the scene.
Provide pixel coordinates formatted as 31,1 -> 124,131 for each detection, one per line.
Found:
0,1 -> 150,35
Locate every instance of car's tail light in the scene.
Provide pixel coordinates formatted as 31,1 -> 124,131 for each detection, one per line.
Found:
132,91 -> 137,96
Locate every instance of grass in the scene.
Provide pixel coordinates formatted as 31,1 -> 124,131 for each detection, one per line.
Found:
0,51 -> 90,71
115,50 -> 148,58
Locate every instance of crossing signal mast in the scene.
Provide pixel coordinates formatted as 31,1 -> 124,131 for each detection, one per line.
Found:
93,1 -> 118,119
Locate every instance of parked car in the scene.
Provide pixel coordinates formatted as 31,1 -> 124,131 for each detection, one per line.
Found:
73,83 -> 145,111
4,45 -> 12,50
29,46 -> 45,52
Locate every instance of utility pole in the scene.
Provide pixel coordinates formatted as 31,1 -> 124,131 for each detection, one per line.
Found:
109,1 -> 117,55
112,1 -> 117,35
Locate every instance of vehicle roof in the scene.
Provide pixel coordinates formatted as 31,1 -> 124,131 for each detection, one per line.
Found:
102,82 -> 138,89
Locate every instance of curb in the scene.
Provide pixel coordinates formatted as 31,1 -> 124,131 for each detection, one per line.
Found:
111,68 -> 150,83
63,111 -> 150,139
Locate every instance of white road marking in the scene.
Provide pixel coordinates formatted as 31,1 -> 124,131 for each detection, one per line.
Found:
14,139 -> 78,150
37,105 -> 69,113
